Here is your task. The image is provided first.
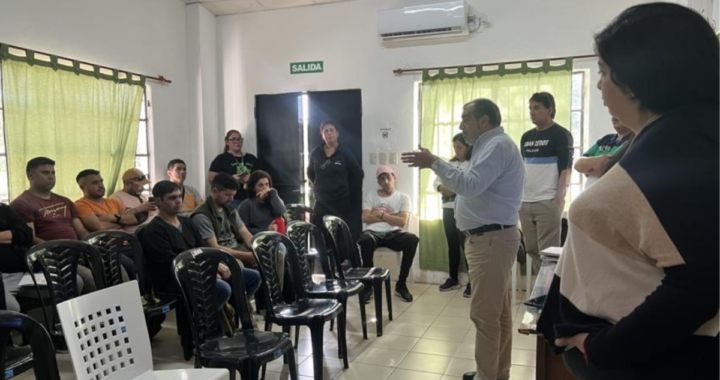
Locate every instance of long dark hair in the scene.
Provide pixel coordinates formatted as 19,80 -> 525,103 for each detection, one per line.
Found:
450,133 -> 472,162
594,3 -> 718,114
223,130 -> 242,153
247,170 -> 273,198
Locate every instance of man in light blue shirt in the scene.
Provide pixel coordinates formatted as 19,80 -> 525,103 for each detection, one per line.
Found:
402,98 -> 524,380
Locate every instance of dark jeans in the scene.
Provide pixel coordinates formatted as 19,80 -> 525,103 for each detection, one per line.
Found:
119,253 -> 137,281
563,348 -> 638,380
442,207 -> 467,281
357,230 -> 419,284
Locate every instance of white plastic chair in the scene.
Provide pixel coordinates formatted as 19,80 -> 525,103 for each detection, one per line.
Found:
56,281 -> 229,380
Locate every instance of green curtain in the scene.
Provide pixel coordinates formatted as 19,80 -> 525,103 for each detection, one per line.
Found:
1,53 -> 143,201
419,61 -> 572,271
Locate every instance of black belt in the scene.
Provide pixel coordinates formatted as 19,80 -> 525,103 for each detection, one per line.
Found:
462,224 -> 515,237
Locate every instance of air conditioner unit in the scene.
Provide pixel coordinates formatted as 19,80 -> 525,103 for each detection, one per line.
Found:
377,1 -> 468,42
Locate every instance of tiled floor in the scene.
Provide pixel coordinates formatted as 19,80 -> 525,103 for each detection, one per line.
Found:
15,282 -> 537,380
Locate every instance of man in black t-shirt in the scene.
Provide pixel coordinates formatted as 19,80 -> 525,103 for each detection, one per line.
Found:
519,92 -> 573,274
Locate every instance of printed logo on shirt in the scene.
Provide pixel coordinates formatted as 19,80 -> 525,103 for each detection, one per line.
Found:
39,203 -> 69,219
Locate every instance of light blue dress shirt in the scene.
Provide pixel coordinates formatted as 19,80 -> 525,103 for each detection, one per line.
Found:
433,127 -> 525,231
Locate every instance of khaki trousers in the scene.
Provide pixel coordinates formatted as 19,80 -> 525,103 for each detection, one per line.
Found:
466,227 -> 520,380
518,200 -> 562,274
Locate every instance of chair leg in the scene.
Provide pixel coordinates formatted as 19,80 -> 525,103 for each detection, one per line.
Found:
294,325 -> 300,349
243,361 -> 261,380
286,347 -> 299,380
310,322 -> 325,380
385,277 -> 393,321
359,292 -> 368,340
330,318 -> 334,332
264,320 -> 272,332
373,280 -> 383,337
337,306 -> 349,369
229,368 -> 237,380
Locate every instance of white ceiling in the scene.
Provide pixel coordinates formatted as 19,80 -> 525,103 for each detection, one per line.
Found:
184,0 -> 361,15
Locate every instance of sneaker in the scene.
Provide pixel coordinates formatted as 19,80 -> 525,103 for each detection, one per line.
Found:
463,284 -> 471,298
394,284 -> 413,303
462,371 -> 476,380
439,278 -> 460,292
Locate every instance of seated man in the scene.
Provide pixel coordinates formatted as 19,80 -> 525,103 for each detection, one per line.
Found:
166,159 -> 204,217
75,169 -> 140,280
574,116 -> 633,186
110,168 -> 156,233
0,203 -> 34,311
358,165 -> 418,303
137,180 -> 232,311
10,157 -> 94,293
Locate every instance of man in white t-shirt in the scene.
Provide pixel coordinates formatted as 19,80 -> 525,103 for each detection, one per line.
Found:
358,165 -> 418,303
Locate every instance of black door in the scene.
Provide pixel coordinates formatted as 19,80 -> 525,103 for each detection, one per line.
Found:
307,90 -> 363,170
255,93 -> 302,204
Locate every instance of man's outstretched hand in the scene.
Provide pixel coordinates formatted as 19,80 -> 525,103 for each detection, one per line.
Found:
401,147 -> 438,169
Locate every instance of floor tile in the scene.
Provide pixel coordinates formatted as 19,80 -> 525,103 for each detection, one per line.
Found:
444,357 -> 476,376
335,362 -> 395,380
397,352 -> 452,374
388,369 -> 444,380
411,338 -> 459,357
512,333 -> 536,350
393,312 -> 438,326
432,315 -> 474,330
384,322 -> 429,337
440,306 -> 471,318
369,334 -> 420,351
510,364 -> 536,380
422,326 -> 469,342
511,348 -> 537,367
297,356 -> 345,379
355,347 -> 408,367
452,343 -> 475,360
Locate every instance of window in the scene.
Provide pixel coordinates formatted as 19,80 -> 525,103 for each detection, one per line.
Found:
568,70 -> 587,207
0,69 -> 151,203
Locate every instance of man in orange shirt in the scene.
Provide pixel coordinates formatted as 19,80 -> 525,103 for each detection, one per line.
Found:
75,169 -> 140,280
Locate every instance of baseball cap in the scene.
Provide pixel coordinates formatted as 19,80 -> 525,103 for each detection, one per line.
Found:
122,168 -> 150,185
376,165 -> 395,179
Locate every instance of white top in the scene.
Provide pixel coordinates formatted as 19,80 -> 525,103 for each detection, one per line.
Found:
433,160 -> 470,208
362,190 -> 412,233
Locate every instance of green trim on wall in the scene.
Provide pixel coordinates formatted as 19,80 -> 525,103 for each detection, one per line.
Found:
423,58 -> 573,82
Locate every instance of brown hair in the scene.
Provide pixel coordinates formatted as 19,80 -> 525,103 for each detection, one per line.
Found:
247,170 -> 273,198
450,133 -> 472,162
223,130 -> 242,153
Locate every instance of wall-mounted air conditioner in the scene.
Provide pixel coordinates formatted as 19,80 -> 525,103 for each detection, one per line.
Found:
377,1 -> 468,42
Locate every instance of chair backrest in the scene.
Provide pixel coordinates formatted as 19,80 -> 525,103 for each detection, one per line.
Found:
84,231 -> 138,288
286,221 -> 337,284
251,232 -> 308,317
25,240 -> 105,335
173,248 -> 253,348
283,204 -> 313,224
0,311 -> 60,380
323,215 -> 362,271
56,281 -> 152,380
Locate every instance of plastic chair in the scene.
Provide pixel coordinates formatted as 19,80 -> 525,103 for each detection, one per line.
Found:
84,231 -> 130,288
133,227 -> 179,339
251,232 -> 343,380
0,274 -> 35,379
323,216 -> 393,336
283,204 -> 313,224
287,221 -> 367,349
0,311 -> 60,380
173,248 -> 297,380
56,281 -> 229,380
25,240 -> 105,348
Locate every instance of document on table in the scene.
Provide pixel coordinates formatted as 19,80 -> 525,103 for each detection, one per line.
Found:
18,273 -> 47,287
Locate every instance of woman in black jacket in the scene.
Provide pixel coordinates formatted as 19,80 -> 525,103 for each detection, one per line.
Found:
0,203 -> 34,311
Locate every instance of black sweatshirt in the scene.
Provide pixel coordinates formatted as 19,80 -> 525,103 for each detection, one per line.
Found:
307,144 -> 363,206
0,204 -> 34,273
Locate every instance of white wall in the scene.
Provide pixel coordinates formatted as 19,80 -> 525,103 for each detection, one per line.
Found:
0,0 -> 191,187
217,0 -> 649,198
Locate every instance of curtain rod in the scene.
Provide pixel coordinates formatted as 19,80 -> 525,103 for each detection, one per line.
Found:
393,53 -> 597,75
1,43 -> 172,84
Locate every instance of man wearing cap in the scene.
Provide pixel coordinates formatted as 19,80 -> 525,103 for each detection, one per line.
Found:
110,168 -> 157,233
402,98 -> 524,380
357,165 -> 418,303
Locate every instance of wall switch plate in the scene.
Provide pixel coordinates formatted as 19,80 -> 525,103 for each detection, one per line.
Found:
378,152 -> 387,165
369,152 -> 378,165
388,152 -> 397,164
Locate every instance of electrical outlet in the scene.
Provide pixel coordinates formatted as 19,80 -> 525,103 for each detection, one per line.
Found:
388,152 -> 397,164
379,152 -> 387,165
369,152 -> 377,165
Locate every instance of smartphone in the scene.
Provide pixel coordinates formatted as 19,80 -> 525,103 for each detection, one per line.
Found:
148,197 -> 155,202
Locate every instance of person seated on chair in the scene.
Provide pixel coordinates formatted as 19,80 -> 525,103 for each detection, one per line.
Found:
110,168 -> 157,234
238,170 -> 287,235
75,169 -> 141,280
358,165 -> 418,303
137,180 -> 233,311
10,157 -> 94,293
0,203 -> 34,312
574,116 -> 633,187
166,158 -> 204,217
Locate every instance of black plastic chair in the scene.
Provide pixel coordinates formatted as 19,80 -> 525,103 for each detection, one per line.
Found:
24,240 -> 105,348
0,273 -> 34,379
173,248 -> 297,380
0,311 -> 60,380
283,204 -> 314,224
251,232 -> 344,380
83,231 -> 128,288
134,227 -> 179,339
323,215 -> 393,336
287,221 -> 367,348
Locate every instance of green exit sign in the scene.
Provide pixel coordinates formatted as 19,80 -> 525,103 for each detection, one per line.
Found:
290,61 -> 324,74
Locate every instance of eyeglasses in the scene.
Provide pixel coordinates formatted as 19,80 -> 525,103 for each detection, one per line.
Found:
227,138 -> 244,142
128,175 -> 147,182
